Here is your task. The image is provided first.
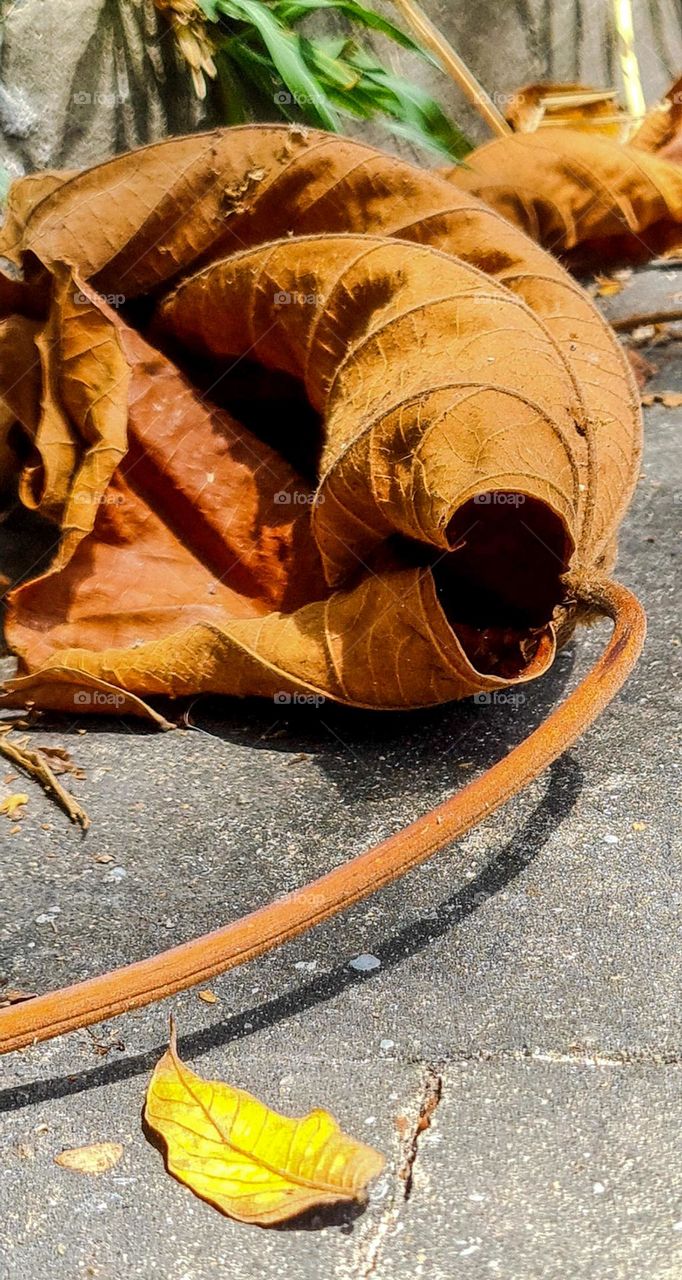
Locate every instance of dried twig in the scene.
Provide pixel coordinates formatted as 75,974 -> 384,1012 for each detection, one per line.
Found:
0,734 -> 90,830
612,307 -> 682,331
390,0 -> 512,138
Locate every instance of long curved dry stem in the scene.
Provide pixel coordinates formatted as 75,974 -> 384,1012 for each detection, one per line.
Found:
0,578 -> 645,1055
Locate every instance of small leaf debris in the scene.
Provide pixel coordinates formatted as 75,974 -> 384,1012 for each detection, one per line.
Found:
0,792 -> 28,820
54,1142 -> 124,1175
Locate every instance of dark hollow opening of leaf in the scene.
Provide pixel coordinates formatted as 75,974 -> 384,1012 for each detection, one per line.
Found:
432,494 -> 570,678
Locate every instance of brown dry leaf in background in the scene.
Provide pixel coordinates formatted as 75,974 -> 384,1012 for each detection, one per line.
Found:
504,82 -> 630,139
631,75 -> 682,161
594,274 -> 625,297
624,348 -> 657,391
0,126 -> 642,719
144,1023 -> 384,1225
443,125 -> 682,265
36,746 -> 86,778
54,1143 -> 123,1175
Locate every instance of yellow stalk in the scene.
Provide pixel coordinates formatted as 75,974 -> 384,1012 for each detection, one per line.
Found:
613,0 -> 646,119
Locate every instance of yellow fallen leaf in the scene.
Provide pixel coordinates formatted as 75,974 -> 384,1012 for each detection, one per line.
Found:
54,1141 -> 123,1174
197,989 -> 218,1004
0,793 -> 28,819
595,273 -> 625,297
144,1022 -> 385,1225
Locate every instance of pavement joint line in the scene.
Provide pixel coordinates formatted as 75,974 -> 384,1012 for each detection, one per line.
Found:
428,1047 -> 682,1067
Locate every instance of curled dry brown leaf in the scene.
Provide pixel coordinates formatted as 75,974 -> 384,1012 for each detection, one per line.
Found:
0,126 -> 648,1056
442,124 -> 682,265
0,125 -> 640,717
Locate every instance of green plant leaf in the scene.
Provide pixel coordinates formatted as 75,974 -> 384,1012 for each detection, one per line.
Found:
225,37 -> 298,119
213,48 -> 252,123
271,0 -> 434,59
214,0 -> 339,129
343,47 -> 470,158
299,35 -> 360,90
203,0 -> 470,160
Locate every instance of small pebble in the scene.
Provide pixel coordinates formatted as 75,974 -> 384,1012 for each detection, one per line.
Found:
379,1039 -> 395,1051
349,953 -> 381,973
294,960 -> 317,973
603,834 -> 619,845
593,1182 -> 606,1195
105,866 -> 127,883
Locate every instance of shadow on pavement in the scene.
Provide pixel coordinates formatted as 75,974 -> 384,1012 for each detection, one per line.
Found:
0,753 -> 583,1115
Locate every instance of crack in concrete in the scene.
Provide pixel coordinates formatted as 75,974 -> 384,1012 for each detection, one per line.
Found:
358,1063 -> 443,1279
355,1043 -> 679,1278
399,1064 -> 442,1200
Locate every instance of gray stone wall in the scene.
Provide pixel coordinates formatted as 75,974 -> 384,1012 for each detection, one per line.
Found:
0,0 -> 680,176
0,0 -> 216,178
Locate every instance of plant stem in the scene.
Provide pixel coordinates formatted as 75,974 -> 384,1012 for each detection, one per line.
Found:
612,307 -> 682,331
613,0 -> 646,121
0,579 -> 644,1054
0,735 -> 90,830
389,0 -> 511,138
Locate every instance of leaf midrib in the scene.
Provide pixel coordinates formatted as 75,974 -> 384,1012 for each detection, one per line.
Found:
167,1049 -> 358,1198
